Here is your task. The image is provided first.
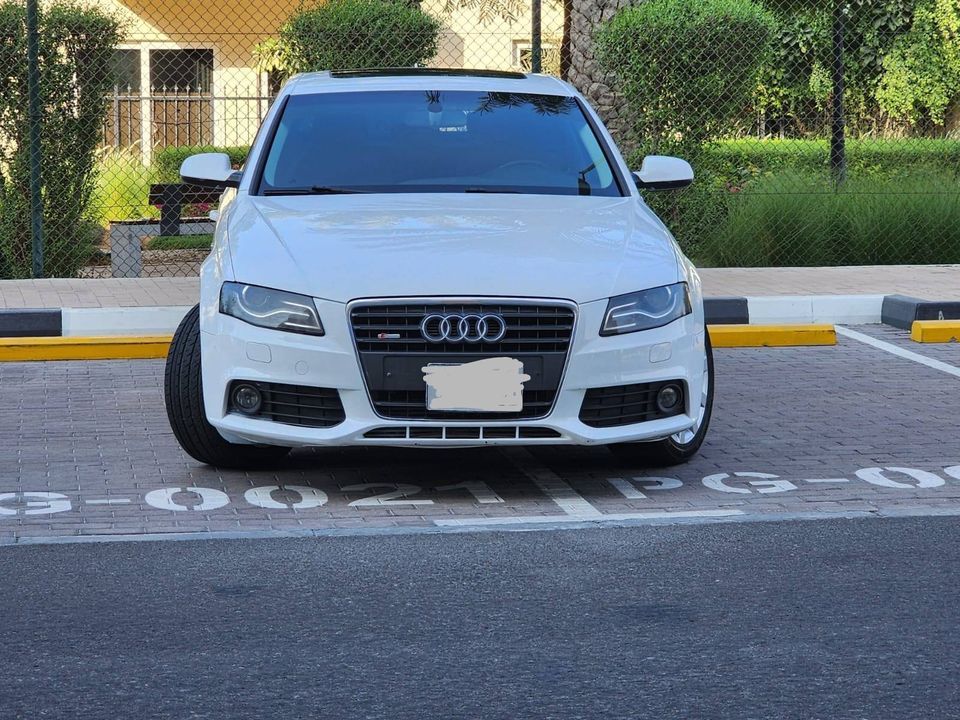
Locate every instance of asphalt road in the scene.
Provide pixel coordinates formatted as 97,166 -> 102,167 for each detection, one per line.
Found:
3,516 -> 959,719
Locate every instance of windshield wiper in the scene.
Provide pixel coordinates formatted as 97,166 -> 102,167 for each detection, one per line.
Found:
464,187 -> 521,194
263,186 -> 368,196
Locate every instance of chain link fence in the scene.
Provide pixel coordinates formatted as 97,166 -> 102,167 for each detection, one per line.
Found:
574,0 -> 960,267
2,0 -> 958,279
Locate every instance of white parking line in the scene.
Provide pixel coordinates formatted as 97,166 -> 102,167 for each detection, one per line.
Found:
608,477 -> 648,499
836,326 -> 960,379
84,498 -> 132,505
500,448 -> 602,517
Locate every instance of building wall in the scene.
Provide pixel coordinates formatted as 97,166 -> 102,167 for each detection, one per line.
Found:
90,0 -> 301,156
89,0 -> 563,158
422,0 -> 564,74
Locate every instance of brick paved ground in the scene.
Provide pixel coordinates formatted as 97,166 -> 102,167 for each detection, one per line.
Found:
2,265 -> 959,309
1,326 -> 958,542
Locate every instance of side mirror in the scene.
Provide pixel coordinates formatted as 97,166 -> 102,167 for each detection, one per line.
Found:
180,153 -> 241,189
633,155 -> 694,191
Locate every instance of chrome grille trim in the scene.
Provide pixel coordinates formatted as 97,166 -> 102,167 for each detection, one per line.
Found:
347,297 -> 578,421
351,302 -> 575,354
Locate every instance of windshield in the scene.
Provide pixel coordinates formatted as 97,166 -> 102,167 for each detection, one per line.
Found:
258,90 -> 622,197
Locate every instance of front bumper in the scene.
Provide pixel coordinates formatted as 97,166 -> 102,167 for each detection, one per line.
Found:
199,298 -> 707,447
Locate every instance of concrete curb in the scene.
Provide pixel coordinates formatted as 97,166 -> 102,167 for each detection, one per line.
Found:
61,306 -> 193,337
0,293 -> 952,349
0,308 -> 61,338
703,297 -> 749,325
881,295 -> 960,330
4,505 -> 960,547
747,295 -> 885,325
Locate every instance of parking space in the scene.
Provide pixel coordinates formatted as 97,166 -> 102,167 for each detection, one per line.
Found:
1,325 -> 959,542
839,322 -> 960,368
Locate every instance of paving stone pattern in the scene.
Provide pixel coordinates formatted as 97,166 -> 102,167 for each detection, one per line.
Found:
1,330 -> 959,541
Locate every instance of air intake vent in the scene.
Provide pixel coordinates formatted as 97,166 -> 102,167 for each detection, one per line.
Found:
361,426 -> 563,440
228,381 -> 345,428
579,381 -> 685,429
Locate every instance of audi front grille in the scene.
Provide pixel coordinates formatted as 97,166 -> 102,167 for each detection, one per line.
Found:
350,301 -> 576,421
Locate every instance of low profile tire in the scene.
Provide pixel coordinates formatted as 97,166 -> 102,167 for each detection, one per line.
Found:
164,304 -> 290,468
609,331 -> 714,467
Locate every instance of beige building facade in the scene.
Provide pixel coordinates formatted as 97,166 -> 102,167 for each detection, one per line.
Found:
88,0 -> 563,162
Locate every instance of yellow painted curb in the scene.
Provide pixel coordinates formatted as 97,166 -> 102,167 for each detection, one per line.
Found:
910,320 -> 960,343
708,324 -> 836,348
0,336 -> 172,362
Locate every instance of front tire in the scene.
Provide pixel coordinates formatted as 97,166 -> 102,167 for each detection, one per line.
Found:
164,305 -> 290,468
609,331 -> 714,467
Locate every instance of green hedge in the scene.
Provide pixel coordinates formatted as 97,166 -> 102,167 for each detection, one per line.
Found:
153,145 -> 250,184
698,170 -> 960,266
700,138 -> 960,183
148,234 -> 213,250
644,137 -> 960,264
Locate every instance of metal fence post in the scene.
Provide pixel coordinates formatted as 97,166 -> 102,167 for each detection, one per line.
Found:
830,0 -> 847,185
531,0 -> 542,73
26,0 -> 44,278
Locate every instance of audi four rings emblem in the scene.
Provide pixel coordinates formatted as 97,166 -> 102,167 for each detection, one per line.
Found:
420,313 -> 508,343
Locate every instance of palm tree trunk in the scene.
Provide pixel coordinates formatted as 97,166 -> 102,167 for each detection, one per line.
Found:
564,0 -> 633,149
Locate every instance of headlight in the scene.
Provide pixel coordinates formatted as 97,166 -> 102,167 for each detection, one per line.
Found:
600,283 -> 691,336
220,282 -> 324,336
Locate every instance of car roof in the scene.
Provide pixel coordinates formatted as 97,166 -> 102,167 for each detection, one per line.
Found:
284,68 -> 575,97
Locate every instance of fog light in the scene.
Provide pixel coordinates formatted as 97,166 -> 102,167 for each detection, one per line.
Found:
656,384 -> 682,413
232,383 -> 262,414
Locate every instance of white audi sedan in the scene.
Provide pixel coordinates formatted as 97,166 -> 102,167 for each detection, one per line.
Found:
165,68 -> 712,468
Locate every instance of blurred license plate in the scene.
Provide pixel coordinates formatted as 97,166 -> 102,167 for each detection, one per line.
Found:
422,357 -> 530,412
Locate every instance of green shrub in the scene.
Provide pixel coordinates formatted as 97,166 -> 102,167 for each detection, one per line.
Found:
875,0 -> 960,126
699,170 -> 960,266
148,234 -> 213,251
644,138 -> 960,263
153,145 -> 250,184
0,2 -> 121,278
93,150 -> 158,223
594,0 -> 776,161
700,138 -> 960,184
276,0 -> 440,76
642,182 -> 732,262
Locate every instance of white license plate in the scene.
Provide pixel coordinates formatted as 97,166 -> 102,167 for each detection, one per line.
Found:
422,357 -> 530,412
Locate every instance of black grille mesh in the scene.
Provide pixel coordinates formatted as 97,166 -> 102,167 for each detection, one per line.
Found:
369,389 -> 555,420
352,301 -> 575,420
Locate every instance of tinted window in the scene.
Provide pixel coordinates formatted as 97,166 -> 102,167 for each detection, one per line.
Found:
259,90 -> 621,197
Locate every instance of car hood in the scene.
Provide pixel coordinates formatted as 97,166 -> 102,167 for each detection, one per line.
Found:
226,194 -> 681,304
